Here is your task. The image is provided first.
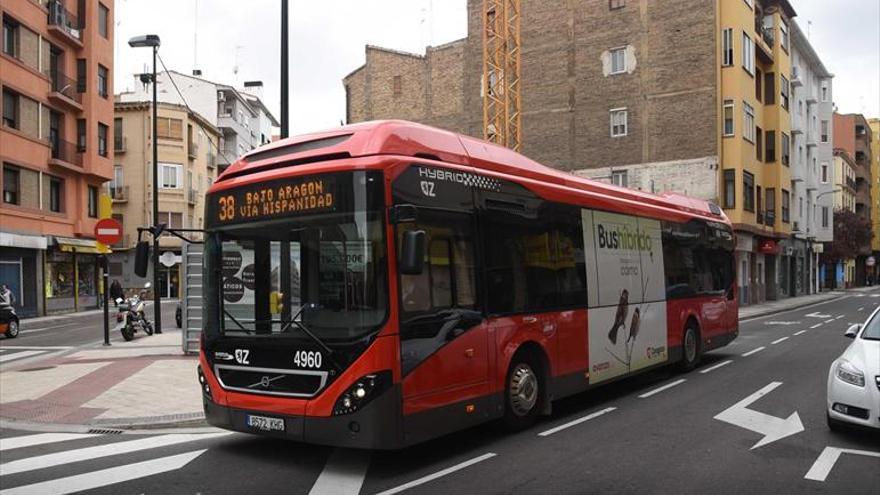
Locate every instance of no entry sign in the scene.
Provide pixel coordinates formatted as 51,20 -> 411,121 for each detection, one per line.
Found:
94,218 -> 123,245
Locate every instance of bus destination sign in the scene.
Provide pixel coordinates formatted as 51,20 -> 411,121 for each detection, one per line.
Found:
211,177 -> 336,225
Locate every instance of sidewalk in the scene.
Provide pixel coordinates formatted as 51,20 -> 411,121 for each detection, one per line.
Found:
0,329 -> 203,430
738,287 -> 871,320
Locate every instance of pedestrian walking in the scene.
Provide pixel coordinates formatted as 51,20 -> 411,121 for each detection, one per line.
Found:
110,279 -> 123,307
0,284 -> 15,307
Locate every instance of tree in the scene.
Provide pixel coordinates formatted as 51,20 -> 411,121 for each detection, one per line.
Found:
822,208 -> 874,263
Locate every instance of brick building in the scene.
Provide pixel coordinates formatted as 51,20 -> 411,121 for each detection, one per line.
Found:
1,0 -> 114,316
833,112 -> 874,285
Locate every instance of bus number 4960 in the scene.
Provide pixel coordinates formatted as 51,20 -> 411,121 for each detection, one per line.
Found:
294,350 -> 322,369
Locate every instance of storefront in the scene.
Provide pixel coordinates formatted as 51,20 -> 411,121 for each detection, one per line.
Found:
758,238 -> 780,302
45,237 -> 104,314
0,232 -> 46,318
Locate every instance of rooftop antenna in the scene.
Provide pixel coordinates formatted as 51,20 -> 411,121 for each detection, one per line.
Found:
807,20 -> 812,40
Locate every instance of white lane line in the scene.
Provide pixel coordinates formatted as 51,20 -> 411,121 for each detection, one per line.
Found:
0,432 -> 230,476
375,453 -> 497,495
638,379 -> 686,399
804,446 -> 880,482
308,449 -> 371,495
699,360 -> 733,374
809,323 -> 823,329
0,351 -> 45,364
834,315 -> 845,320
0,450 -> 207,495
793,330 -> 807,336
771,337 -> 789,345
858,307 -> 865,312
741,346 -> 766,357
538,407 -> 617,437
824,319 -> 835,324
0,433 -> 99,452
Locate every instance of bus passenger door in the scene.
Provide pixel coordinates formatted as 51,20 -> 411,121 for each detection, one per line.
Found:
398,212 -> 491,436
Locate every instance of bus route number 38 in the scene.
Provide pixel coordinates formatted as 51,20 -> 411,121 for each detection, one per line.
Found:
294,350 -> 322,369
218,195 -> 235,221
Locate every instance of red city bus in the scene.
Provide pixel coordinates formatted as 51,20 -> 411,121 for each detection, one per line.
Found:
198,120 -> 737,449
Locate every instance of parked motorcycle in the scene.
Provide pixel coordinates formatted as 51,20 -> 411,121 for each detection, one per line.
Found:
115,283 -> 154,341
0,303 -> 19,338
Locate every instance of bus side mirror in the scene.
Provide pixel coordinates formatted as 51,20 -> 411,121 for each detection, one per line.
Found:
400,230 -> 426,275
134,241 -> 150,278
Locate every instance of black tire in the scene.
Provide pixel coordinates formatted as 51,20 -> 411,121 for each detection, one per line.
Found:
144,321 -> 154,336
678,321 -> 701,372
121,324 -> 135,341
502,353 -> 544,431
5,320 -> 19,338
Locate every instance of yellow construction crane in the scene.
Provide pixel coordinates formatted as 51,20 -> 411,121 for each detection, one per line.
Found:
482,0 -> 522,152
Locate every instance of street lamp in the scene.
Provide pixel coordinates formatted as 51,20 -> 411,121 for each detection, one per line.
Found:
129,34 -> 163,334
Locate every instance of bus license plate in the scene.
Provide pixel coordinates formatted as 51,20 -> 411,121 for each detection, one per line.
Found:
246,414 -> 284,432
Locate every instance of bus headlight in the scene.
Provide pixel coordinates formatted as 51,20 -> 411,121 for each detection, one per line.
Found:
333,371 -> 391,416
836,360 -> 865,387
197,365 -> 213,399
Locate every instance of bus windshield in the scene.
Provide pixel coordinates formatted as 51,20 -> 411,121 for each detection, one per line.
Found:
203,171 -> 387,342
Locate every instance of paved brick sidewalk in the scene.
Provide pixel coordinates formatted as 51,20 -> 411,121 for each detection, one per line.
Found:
0,329 -> 204,430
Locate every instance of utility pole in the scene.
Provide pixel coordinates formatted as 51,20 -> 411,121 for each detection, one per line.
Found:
281,0 -> 289,138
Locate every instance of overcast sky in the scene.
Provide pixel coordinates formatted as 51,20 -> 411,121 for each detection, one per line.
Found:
115,0 -> 879,136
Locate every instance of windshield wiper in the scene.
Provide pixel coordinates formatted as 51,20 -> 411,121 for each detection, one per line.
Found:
280,304 -> 343,372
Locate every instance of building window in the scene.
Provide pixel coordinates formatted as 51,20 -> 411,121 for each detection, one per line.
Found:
780,20 -> 789,52
158,211 -> 183,229
780,75 -> 790,110
755,68 -> 763,102
49,177 -> 63,213
2,89 -> 18,129
77,119 -> 86,151
98,3 -> 109,38
97,65 -> 108,98
3,16 -> 18,58
781,133 -> 790,166
611,170 -> 628,188
743,171 -> 755,212
157,117 -> 183,140
98,123 -> 108,157
765,130 -> 776,162
610,47 -> 626,74
722,28 -> 733,67
799,196 -> 803,218
3,165 -> 20,205
764,72 -> 775,105
76,59 -> 86,93
723,99 -> 734,136
756,185 -> 763,222
609,0 -> 625,9
756,126 -> 763,161
723,169 -> 735,209
765,188 -> 776,225
822,206 -> 829,228
743,102 -> 755,142
742,32 -> 754,75
87,185 -> 98,218
781,189 -> 790,223
393,75 -> 402,97
160,163 -> 182,189
610,108 -> 627,137
114,117 -> 123,150
821,162 -> 828,183
820,120 -> 829,143
821,81 -> 829,102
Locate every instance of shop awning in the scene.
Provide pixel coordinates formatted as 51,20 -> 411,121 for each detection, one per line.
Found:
52,237 -> 111,254
0,232 -> 48,250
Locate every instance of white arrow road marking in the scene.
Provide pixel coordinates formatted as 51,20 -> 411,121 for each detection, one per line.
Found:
0,433 -> 99,452
0,449 -> 206,495
308,448 -> 371,495
714,381 -> 804,450
0,432 -> 230,476
638,379 -> 686,398
538,407 -> 617,437
699,360 -> 733,374
764,321 -> 801,326
375,453 -> 497,495
806,312 -> 831,318
741,346 -> 765,357
804,446 -> 880,482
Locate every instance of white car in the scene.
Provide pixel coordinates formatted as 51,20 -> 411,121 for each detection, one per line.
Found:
827,308 -> 880,431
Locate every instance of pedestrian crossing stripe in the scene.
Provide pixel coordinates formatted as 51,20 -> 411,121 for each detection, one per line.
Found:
0,433 -> 99,452
0,350 -> 49,364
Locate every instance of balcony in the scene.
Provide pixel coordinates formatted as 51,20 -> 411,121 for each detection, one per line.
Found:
206,153 -> 216,169
110,185 -> 129,202
188,188 -> 197,205
49,137 -> 83,170
790,67 -> 803,88
187,141 -> 198,159
114,136 -> 127,153
846,178 -> 857,192
47,1 -> 83,47
48,71 -> 83,111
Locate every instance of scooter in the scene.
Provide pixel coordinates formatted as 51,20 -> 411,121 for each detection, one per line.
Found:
0,303 -> 19,338
115,283 -> 154,341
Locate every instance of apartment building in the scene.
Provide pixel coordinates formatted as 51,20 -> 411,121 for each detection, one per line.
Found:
1,0 -> 113,316
117,71 -> 278,173
110,101 -> 219,297
830,148 -> 858,287
833,112 -> 873,285
870,118 -> 880,267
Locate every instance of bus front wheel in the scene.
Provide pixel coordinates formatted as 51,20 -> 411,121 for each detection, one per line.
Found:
502,354 -> 543,431
678,321 -> 701,372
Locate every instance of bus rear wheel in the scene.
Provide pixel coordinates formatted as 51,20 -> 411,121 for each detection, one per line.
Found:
502,354 -> 543,431
678,321 -> 701,372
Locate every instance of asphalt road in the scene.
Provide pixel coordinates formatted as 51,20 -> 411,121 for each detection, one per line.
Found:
1,293 -> 878,494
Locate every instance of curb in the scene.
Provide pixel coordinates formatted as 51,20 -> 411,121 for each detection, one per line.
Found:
739,293 -> 846,321
0,412 -> 208,432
